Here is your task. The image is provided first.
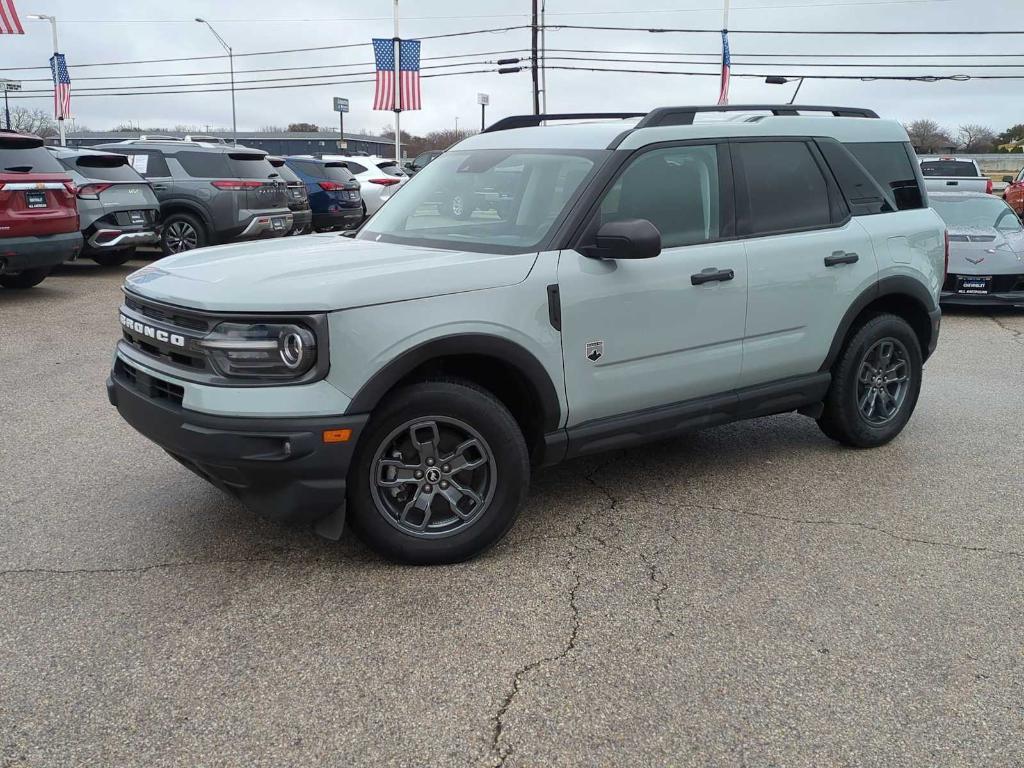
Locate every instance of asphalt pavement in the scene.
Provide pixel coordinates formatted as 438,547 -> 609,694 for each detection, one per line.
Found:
2,258 -> 1022,767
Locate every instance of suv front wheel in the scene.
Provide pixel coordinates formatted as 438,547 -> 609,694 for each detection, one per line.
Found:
348,379 -> 530,565
818,313 -> 923,448
161,212 -> 207,255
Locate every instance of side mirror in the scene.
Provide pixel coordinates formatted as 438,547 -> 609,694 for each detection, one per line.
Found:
1002,175 -> 1014,184
582,219 -> 662,260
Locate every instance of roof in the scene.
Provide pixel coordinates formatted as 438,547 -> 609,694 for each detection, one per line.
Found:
66,130 -> 389,144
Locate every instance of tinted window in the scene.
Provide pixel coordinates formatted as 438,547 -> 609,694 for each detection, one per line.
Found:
344,161 -> 369,174
271,163 -> 301,183
226,153 -> 278,179
289,160 -> 354,181
123,152 -> 170,178
0,145 -> 64,173
920,160 -> 978,178
847,142 -> 925,211
63,155 -> 145,182
176,151 -> 230,178
817,140 -> 893,216
735,141 -> 831,234
601,145 -> 721,248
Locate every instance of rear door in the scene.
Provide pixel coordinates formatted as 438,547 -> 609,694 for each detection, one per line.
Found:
732,138 -> 877,387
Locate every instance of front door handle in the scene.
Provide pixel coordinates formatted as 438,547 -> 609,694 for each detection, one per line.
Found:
151,184 -> 169,191
691,267 -> 735,286
824,251 -> 859,267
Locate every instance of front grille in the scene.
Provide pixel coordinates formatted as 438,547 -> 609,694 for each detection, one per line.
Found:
117,359 -> 184,406
124,295 -> 210,332
121,294 -> 212,371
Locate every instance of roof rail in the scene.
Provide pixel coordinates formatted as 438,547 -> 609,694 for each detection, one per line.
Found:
482,112 -> 646,133
636,104 -> 879,128
137,135 -> 184,141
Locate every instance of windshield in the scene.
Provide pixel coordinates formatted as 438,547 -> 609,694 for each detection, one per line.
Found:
920,160 -> 978,178
358,149 -> 603,253
932,196 -> 1022,232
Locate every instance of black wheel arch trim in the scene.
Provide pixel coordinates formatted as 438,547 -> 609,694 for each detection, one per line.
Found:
347,334 -> 563,434
820,275 -> 939,372
159,200 -> 214,232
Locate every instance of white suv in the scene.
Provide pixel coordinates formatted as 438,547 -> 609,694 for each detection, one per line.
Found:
107,105 -> 946,564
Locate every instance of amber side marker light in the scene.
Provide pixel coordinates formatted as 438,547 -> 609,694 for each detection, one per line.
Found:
323,429 -> 352,443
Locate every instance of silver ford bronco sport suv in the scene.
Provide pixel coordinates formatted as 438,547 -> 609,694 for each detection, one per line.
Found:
107,105 -> 945,565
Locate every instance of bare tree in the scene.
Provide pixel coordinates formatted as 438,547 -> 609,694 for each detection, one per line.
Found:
904,119 -> 955,153
957,124 -> 996,153
8,107 -> 57,138
260,125 -> 285,133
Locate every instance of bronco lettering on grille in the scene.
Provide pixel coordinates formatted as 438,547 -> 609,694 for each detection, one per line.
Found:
120,314 -> 186,348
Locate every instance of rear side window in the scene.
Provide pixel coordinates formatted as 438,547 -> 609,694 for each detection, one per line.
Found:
816,140 -> 894,216
65,155 -> 145,182
176,151 -> 230,178
123,152 -> 170,178
920,160 -> 978,178
0,145 -> 64,173
733,140 -> 832,235
846,142 -> 925,211
272,163 -> 301,183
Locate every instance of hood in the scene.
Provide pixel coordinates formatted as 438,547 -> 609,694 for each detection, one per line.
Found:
946,226 -> 1024,275
124,234 -> 539,312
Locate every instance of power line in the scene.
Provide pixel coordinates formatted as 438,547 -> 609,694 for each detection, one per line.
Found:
546,64 -> 1024,80
546,47 -> 1024,60
547,23 -> 1024,35
540,55 -> 1024,69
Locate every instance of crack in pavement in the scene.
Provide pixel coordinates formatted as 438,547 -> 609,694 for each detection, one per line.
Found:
989,314 -> 1024,346
488,459 -> 617,768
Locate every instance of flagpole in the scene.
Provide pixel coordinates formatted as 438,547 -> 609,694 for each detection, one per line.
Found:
393,0 -> 401,163
30,14 -> 64,145
718,0 -> 731,106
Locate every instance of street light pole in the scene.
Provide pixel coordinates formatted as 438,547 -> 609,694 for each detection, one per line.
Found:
28,14 -> 64,145
195,18 -> 236,145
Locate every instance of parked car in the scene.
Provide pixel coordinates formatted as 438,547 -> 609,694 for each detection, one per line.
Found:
321,155 -> 404,215
283,157 -> 363,231
919,156 -> 993,195
267,156 -> 312,235
48,146 -> 160,267
0,130 -> 81,288
1003,167 -> 1024,215
94,138 -> 292,255
106,104 -> 944,565
931,191 -> 1024,307
405,149 -> 443,176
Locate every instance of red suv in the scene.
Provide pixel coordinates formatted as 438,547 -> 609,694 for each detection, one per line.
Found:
1,131 -> 82,289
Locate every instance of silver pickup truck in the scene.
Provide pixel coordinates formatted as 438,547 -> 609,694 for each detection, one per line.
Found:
919,156 -> 993,195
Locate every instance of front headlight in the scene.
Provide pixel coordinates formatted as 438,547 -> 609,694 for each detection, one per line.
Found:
199,322 -> 317,379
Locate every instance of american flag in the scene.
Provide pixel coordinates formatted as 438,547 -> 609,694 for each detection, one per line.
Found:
717,29 -> 731,106
50,53 -> 72,119
373,37 -> 421,111
0,0 -> 25,34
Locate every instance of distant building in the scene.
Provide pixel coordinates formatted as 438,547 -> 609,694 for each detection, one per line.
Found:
61,130 -> 397,158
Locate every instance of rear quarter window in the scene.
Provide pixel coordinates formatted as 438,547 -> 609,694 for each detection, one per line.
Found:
176,151 -> 231,178
846,142 -> 925,211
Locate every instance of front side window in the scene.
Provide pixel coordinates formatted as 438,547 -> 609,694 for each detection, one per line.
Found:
599,145 -> 721,248
735,140 -> 831,235
359,149 -> 602,253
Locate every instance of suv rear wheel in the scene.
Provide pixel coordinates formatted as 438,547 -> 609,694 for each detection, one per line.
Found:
348,379 -> 530,565
161,213 -> 207,255
91,250 -> 134,267
0,267 -> 51,289
818,313 -> 923,448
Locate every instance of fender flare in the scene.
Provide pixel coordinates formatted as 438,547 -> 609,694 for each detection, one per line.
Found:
158,199 -> 215,233
819,275 -> 939,372
347,334 -> 563,433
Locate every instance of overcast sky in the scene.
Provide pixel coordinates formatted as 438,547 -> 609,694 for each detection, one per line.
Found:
2,0 -> 1021,137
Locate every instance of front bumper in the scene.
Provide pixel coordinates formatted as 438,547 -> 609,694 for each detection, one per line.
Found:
1,231 -> 83,273
941,290 -> 1024,308
107,363 -> 367,525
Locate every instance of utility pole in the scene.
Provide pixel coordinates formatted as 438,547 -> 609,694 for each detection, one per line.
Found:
531,0 -> 540,115
196,19 -> 236,145
539,0 -> 547,112
393,0 -> 402,162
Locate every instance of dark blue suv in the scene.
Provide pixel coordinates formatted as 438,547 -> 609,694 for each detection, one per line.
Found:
283,157 -> 363,231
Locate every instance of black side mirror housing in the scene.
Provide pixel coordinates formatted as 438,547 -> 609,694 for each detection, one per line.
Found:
1002,175 -> 1014,184
582,219 -> 662,260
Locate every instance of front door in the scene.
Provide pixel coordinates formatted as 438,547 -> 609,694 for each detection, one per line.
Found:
558,143 -> 748,428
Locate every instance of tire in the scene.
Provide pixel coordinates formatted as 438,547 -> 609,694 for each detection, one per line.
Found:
161,213 -> 207,255
0,267 -> 51,289
348,379 -> 530,565
817,313 -> 923,448
91,250 -> 134,267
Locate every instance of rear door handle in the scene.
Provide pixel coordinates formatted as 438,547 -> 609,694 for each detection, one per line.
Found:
824,251 -> 859,267
691,267 -> 735,286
